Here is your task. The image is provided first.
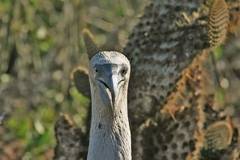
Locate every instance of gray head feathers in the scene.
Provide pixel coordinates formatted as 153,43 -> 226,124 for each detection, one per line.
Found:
90,51 -> 130,69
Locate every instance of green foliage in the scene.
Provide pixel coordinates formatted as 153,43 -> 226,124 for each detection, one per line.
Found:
69,87 -> 90,127
6,111 -> 31,140
213,46 -> 223,60
5,106 -> 56,158
0,0 -> 144,158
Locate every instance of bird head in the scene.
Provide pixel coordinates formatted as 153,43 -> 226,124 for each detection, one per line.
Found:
89,51 -> 130,110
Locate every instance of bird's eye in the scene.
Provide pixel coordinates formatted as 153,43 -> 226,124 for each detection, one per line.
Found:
95,68 -> 98,73
120,68 -> 127,76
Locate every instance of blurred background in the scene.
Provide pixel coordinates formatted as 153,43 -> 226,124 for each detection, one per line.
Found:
0,0 -> 145,159
0,0 -> 239,159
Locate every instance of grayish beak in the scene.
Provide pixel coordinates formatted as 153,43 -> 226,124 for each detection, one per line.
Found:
108,74 -> 119,106
98,74 -> 120,108
96,64 -> 124,109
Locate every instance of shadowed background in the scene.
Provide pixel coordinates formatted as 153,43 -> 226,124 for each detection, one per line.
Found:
0,0 -> 239,160
0,0 -> 144,159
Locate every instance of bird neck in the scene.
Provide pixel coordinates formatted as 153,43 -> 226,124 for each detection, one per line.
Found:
87,95 -> 131,160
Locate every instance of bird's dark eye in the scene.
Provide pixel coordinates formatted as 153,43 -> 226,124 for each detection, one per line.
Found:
95,68 -> 98,73
120,67 -> 127,76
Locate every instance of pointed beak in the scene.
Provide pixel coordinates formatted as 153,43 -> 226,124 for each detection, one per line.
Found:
108,75 -> 119,106
96,64 -> 124,108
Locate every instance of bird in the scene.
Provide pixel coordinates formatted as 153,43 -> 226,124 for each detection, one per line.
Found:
81,30 -> 132,160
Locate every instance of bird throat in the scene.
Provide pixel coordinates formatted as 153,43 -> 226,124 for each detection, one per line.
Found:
87,99 -> 131,160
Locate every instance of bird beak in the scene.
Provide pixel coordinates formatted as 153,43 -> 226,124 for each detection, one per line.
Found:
108,74 -> 119,107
